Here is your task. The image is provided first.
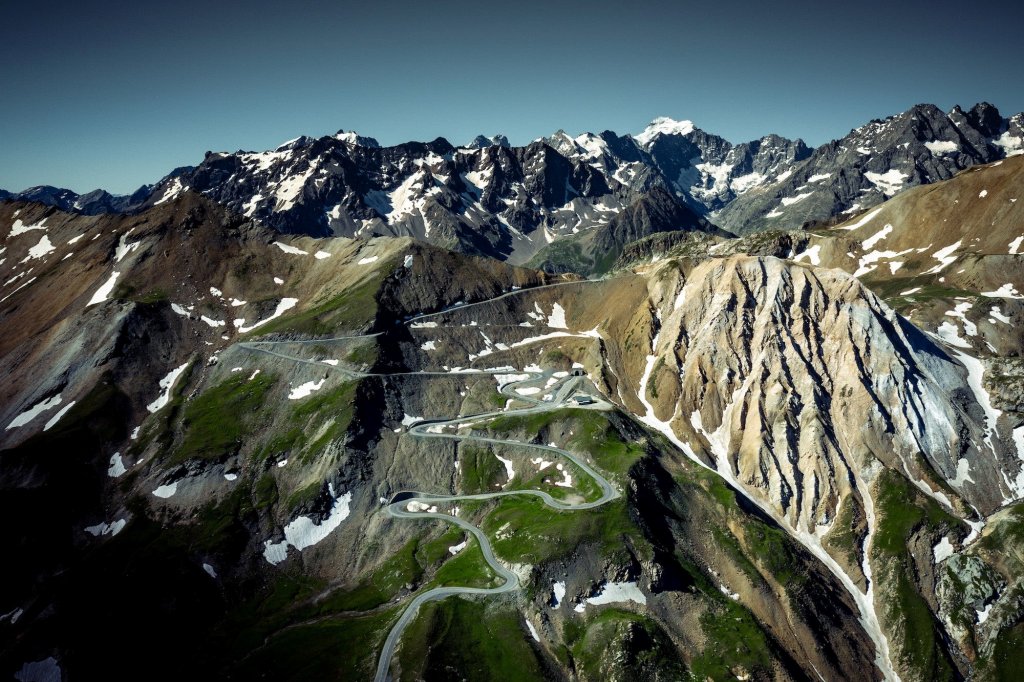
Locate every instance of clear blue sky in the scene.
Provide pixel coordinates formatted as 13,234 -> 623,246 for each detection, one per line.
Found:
2,0 -> 1022,194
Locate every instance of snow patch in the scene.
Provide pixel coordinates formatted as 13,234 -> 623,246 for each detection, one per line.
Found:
792,244 -> 821,266
990,307 -> 1011,324
146,363 -> 189,413
153,482 -> 178,498
933,536 -> 955,563
288,379 -> 326,399
719,584 -> 740,600
553,463 -> 573,488
862,224 -> 893,250
730,172 -> 766,194
115,231 -> 141,263
495,373 -> 530,386
552,581 -> 566,607
935,321 -> 972,349
944,301 -> 978,337
864,169 -> 908,196
108,453 -> 126,477
43,401 -> 76,431
154,177 -> 186,205
86,270 -> 121,306
496,454 -> 515,481
6,394 -> 62,430
949,347 -> 1002,451
9,217 -> 47,237
26,235 -> 55,260
839,206 -> 884,231
923,241 -> 962,274
781,192 -> 812,206
547,303 -> 567,328
580,581 -> 647,609
85,519 -> 126,537
924,140 -> 959,155
274,241 -> 308,256
981,283 -> 1024,299
263,486 -> 353,565
235,298 -> 298,333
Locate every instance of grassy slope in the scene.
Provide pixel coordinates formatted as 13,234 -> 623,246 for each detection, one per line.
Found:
872,468 -> 961,679
398,598 -> 546,682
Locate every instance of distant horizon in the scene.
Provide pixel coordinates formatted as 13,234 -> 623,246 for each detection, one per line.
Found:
3,0 -> 1022,195
4,99 -> 1020,196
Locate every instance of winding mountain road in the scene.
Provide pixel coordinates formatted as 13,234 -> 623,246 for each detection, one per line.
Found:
373,372 -> 618,682
237,282 -> 620,682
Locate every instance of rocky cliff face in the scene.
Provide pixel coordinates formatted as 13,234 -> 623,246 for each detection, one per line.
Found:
632,255 -> 1009,522
637,121 -> 811,212
716,103 -> 1024,234
526,186 -> 729,274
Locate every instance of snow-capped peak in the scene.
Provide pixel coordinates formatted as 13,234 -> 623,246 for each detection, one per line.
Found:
465,134 -> 510,149
275,136 -> 315,152
334,131 -> 381,148
545,130 -> 582,156
635,117 -> 695,146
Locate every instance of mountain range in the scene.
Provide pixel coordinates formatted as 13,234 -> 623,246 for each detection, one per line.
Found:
2,102 -> 1024,682
4,102 -> 1022,268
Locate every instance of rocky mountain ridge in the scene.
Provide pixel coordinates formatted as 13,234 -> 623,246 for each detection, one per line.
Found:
716,103 -> 1024,234
6,103 -> 1021,268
